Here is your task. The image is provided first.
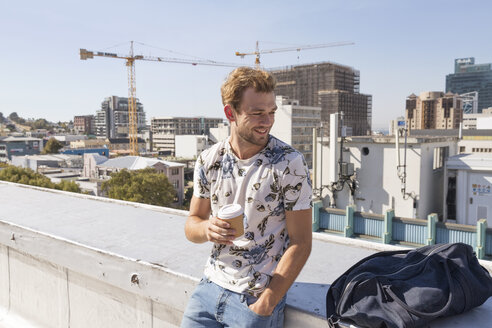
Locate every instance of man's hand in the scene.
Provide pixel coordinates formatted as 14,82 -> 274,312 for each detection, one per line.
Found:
205,217 -> 236,245
246,208 -> 312,316
248,298 -> 275,317
185,195 -> 236,245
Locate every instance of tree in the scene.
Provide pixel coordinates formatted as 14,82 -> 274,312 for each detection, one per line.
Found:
0,165 -> 54,188
8,112 -> 19,122
101,168 -> 176,207
182,186 -> 194,210
0,112 -> 4,122
42,137 -> 63,154
54,180 -> 81,193
0,165 -> 81,193
31,118 -> 50,130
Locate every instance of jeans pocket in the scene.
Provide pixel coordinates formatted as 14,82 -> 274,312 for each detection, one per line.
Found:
244,295 -> 272,320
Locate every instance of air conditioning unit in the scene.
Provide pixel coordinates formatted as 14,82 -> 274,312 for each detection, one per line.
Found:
341,162 -> 354,177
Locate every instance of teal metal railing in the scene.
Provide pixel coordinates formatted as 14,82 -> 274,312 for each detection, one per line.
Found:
312,200 -> 490,260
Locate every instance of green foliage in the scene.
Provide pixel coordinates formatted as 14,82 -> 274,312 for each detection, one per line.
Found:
0,165 -> 81,193
0,112 -> 4,122
0,165 -> 55,188
54,180 -> 81,193
8,112 -> 19,122
5,112 -> 54,131
8,112 -> 25,124
182,187 -> 194,210
31,118 -> 50,130
102,168 -> 176,207
42,137 -> 63,154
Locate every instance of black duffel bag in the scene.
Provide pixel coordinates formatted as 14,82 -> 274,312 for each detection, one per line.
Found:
326,243 -> 492,328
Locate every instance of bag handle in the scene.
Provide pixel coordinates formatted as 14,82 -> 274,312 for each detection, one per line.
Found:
383,260 -> 454,319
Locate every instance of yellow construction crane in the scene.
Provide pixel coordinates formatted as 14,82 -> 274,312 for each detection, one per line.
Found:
235,41 -> 355,69
80,41 -> 241,155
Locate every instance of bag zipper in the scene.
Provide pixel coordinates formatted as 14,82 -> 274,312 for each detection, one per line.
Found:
335,243 -> 453,316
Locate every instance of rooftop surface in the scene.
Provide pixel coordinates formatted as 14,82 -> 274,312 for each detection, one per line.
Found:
0,181 -> 491,327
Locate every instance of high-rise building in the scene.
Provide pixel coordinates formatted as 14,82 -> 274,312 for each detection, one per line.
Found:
446,57 -> 492,113
74,115 -> 95,135
269,96 -> 321,168
405,92 -> 463,130
269,62 -> 372,136
94,96 -> 146,138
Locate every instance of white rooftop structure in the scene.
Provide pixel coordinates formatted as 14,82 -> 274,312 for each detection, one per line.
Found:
98,155 -> 184,169
12,154 -> 80,162
0,181 -> 490,327
446,153 -> 492,170
1,136 -> 41,142
444,153 -> 492,225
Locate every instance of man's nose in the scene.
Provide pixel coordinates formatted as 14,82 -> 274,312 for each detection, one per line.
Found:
260,114 -> 273,125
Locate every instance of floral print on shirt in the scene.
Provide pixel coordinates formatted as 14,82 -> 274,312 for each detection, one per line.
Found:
193,135 -> 312,296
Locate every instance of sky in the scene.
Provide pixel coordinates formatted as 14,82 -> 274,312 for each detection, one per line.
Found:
1,0 -> 491,130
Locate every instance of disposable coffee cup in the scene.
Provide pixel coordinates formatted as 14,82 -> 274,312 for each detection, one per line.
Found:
218,204 -> 244,239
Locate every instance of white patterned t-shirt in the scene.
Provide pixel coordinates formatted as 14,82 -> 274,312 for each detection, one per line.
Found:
193,135 -> 312,296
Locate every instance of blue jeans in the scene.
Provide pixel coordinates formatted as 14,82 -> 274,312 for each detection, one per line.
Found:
181,278 -> 286,328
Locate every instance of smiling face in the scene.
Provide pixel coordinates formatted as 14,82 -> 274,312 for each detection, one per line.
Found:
226,88 -> 277,158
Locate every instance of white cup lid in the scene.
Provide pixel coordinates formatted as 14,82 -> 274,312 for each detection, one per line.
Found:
218,204 -> 243,219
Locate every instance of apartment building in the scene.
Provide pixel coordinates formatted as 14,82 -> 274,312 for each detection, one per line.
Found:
269,96 -> 321,168
406,92 -> 463,130
151,116 -> 223,154
95,96 -> 146,138
74,115 -> 95,135
269,62 -> 372,136
463,108 -> 492,129
151,117 -> 222,135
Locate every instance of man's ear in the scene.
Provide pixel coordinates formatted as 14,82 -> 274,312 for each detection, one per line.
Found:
224,105 -> 235,122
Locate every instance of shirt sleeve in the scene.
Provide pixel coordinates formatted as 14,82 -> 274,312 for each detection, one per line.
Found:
281,153 -> 313,211
193,153 -> 211,199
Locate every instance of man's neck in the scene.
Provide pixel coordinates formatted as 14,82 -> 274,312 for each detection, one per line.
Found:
229,135 -> 268,160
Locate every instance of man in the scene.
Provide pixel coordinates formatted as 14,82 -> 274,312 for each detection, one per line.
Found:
181,67 -> 312,328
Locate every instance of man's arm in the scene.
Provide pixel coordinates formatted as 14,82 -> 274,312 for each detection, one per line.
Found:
185,195 -> 237,245
249,208 -> 312,316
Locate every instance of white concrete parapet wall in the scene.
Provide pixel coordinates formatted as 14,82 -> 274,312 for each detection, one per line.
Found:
1,181 -> 491,328
0,181 -> 327,327
0,221 -> 196,327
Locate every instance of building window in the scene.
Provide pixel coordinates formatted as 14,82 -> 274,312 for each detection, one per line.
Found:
433,146 -> 448,170
173,180 -> 179,189
459,146 -> 465,153
171,168 -> 179,175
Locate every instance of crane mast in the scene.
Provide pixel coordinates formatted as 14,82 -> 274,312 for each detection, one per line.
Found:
127,42 -> 138,155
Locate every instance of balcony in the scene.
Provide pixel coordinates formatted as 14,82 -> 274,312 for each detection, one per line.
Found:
0,181 -> 491,327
